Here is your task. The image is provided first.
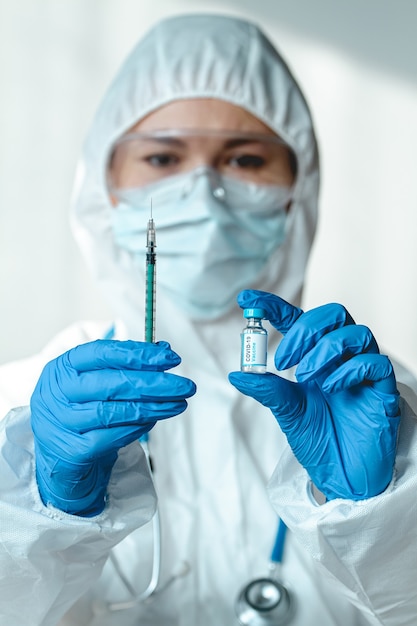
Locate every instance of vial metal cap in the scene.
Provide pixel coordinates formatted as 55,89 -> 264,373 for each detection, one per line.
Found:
243,308 -> 266,319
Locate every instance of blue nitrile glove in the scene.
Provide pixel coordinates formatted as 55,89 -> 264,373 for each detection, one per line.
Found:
229,290 -> 400,501
31,340 -> 196,516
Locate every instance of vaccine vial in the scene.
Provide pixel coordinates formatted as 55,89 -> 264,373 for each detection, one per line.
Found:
240,308 -> 268,373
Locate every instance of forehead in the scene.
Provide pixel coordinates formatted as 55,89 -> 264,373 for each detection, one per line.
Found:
131,98 -> 276,136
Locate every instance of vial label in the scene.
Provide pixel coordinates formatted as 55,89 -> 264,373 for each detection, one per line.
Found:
241,332 -> 267,371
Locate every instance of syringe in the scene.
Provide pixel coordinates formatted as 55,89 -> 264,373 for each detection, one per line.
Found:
145,205 -> 156,343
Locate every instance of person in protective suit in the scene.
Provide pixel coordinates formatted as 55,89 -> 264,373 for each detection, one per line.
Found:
0,13 -> 417,626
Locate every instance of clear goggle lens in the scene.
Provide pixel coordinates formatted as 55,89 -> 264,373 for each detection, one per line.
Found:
107,129 -> 297,193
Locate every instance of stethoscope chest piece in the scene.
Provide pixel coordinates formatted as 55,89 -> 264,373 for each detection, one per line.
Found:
235,577 -> 294,625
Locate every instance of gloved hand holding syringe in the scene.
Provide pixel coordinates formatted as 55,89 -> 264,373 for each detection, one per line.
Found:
30,207 -> 196,517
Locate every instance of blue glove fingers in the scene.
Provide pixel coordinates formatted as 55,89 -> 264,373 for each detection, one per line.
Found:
229,373 -> 326,469
34,421 -> 150,466
275,303 -> 355,370
54,368 -> 196,403
323,354 -> 400,416
99,398 -> 190,423
237,290 -> 303,334
296,325 -> 379,382
66,340 -> 181,372
323,353 -> 396,392
228,371 -> 304,418
54,397 -> 190,435
59,421 -> 161,464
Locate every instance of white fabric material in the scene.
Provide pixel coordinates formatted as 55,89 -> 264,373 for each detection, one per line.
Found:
0,13 -> 416,626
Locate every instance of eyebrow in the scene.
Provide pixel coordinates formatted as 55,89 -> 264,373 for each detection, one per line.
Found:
139,136 -> 269,148
142,136 -> 186,147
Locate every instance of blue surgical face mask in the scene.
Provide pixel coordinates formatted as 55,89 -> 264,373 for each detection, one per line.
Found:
111,168 -> 292,320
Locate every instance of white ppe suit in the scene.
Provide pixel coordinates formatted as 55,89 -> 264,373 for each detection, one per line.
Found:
1,14 -> 417,626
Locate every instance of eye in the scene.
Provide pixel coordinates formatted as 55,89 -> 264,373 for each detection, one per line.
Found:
144,153 -> 180,167
229,154 -> 266,168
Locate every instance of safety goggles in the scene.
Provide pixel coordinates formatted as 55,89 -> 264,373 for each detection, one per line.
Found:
107,129 -> 297,192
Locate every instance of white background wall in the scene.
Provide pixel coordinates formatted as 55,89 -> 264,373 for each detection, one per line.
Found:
1,0 -> 417,376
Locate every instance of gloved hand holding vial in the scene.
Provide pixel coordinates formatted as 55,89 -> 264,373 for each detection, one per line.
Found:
230,289 -> 400,501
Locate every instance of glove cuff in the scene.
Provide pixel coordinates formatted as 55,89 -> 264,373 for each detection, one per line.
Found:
34,440 -> 117,516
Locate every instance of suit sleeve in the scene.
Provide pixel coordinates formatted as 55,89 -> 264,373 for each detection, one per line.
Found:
0,406 -> 156,626
267,384 -> 417,626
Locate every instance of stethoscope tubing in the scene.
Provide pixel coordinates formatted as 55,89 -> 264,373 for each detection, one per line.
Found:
271,519 -> 287,565
98,326 -> 291,620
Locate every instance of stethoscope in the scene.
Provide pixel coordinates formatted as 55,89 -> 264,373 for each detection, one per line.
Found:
235,519 -> 294,625
95,436 -> 295,624
97,327 -> 295,623
94,434 -> 191,616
